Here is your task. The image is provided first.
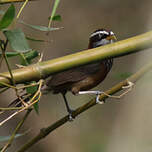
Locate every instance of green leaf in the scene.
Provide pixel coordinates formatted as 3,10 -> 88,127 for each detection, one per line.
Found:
26,36 -> 46,42
48,14 -> 62,21
20,21 -> 61,32
33,102 -> 39,115
0,4 -> 15,30
26,84 -> 38,94
0,51 -> 20,57
26,83 -> 39,114
24,50 -> 39,61
0,50 -> 38,59
3,29 -> 31,52
49,0 -> 60,23
19,50 -> 39,65
0,50 -> 38,58
52,14 -> 62,21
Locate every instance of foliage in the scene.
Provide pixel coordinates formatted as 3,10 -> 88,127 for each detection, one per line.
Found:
0,4 -> 15,30
0,1 -> 61,151
0,1 -> 61,112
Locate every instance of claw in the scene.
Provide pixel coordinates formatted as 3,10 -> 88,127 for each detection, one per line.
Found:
95,91 -> 105,104
68,109 -> 75,122
122,80 -> 134,89
68,114 -> 74,121
78,91 -> 105,104
96,94 -> 104,104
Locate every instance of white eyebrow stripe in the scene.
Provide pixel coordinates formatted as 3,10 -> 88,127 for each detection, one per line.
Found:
90,30 -> 109,38
90,30 -> 115,38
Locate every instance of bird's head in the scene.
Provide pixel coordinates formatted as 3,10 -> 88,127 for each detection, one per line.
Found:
88,29 -> 116,49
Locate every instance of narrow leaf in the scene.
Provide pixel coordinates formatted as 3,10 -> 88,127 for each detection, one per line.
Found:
0,50 -> 38,58
26,84 -> 38,94
0,4 -> 15,30
3,29 -> 31,52
24,50 -> 39,61
33,102 -> 39,115
0,132 -> 28,142
0,52 -> 20,57
26,83 -> 39,114
20,21 -> 61,32
48,14 -> 62,21
26,36 -> 46,42
49,0 -> 60,26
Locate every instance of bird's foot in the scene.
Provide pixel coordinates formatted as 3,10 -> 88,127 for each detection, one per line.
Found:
95,91 -> 105,104
68,109 -> 75,122
78,91 -> 105,104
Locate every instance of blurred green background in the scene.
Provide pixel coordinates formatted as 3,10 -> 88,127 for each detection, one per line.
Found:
1,0 -> 152,151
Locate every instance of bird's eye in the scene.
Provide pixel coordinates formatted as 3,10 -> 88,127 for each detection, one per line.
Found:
97,34 -> 108,40
102,34 -> 108,39
95,34 -> 102,41
90,33 -> 108,43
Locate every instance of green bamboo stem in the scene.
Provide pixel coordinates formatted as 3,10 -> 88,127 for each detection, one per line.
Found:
16,59 -> 152,152
0,0 -> 37,4
0,31 -> 152,87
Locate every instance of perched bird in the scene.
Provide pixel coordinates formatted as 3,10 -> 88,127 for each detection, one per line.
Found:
44,29 -> 117,120
9,29 -> 116,120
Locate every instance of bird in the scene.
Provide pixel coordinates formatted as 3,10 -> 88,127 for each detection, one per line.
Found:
9,29 -> 116,120
43,29 -> 117,120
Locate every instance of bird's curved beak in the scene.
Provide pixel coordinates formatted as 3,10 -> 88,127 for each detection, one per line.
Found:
106,35 -> 117,41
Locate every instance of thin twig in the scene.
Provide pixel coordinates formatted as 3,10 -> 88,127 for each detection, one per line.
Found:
0,40 -> 23,106
16,0 -> 29,19
0,40 -> 30,106
0,81 -> 16,89
0,0 -> 37,4
1,109 -> 32,152
0,107 -> 22,111
1,39 -> 15,85
0,54 -> 4,68
0,79 -> 43,126
0,87 -> 9,94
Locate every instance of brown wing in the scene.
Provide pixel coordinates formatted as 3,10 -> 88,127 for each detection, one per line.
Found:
46,62 -> 101,87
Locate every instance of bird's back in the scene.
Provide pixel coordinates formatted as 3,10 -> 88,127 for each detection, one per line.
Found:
45,59 -> 113,94
46,62 -> 101,93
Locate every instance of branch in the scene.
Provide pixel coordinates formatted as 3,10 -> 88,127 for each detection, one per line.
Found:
0,31 -> 152,87
16,59 -> 152,152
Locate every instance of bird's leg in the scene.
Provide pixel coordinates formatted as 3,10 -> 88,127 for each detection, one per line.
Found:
78,91 -> 105,104
61,93 -> 74,121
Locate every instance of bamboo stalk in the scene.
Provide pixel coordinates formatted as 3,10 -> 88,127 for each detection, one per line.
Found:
0,31 -> 152,87
0,0 -> 37,4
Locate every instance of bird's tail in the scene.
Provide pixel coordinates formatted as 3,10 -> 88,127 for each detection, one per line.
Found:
8,93 -> 33,107
8,84 -> 51,107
